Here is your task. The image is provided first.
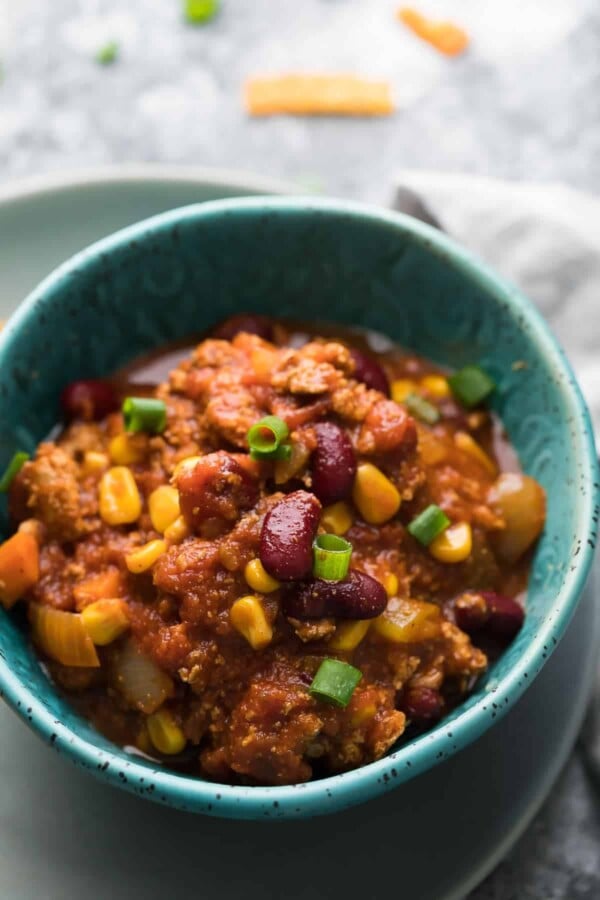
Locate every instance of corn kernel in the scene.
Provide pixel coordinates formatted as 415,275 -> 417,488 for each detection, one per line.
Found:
320,501 -> 353,536
391,378 -> 417,404
383,573 -> 398,598
147,708 -> 186,755
351,703 -> 377,727
164,515 -> 190,545
82,451 -> 109,475
99,466 -> 142,526
373,597 -> 441,643
329,619 -> 370,652
429,522 -> 472,563
454,431 -> 497,476
421,374 -> 450,398
109,433 -> 147,466
230,595 -> 273,650
244,558 -> 280,593
81,598 -> 130,645
149,485 -> 180,534
125,539 -> 167,574
352,463 -> 400,525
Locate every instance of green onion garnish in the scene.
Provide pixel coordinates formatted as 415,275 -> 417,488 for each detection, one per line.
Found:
448,365 -> 495,408
405,392 -> 440,425
313,533 -> 352,581
184,0 -> 220,23
122,397 -> 167,434
0,451 -> 29,492
95,41 -> 119,65
309,658 -> 362,708
250,444 -> 292,462
247,415 -> 289,458
407,504 -> 450,546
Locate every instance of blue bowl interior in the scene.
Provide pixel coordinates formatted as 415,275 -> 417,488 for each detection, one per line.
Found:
0,198 -> 596,818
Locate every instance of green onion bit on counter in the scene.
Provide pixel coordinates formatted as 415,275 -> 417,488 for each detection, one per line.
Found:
0,451 -> 29,493
122,397 -> 167,434
408,504 -> 450,546
405,392 -> 440,425
448,365 -> 495,408
95,41 -> 119,65
313,533 -> 352,581
309,658 -> 363,708
184,0 -> 220,24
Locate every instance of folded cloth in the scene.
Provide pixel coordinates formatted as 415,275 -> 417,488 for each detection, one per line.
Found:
393,172 -> 600,434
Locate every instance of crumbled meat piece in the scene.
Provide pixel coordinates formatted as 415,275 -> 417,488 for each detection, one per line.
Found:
287,616 -> 336,643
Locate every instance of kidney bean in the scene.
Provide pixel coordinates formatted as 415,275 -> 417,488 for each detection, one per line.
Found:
311,422 -> 356,505
60,379 -> 118,422
452,590 -> 524,642
481,591 -> 525,640
350,348 -> 390,396
175,451 -> 258,535
402,687 -> 444,724
260,490 -> 321,581
212,314 -> 273,342
282,569 -> 387,619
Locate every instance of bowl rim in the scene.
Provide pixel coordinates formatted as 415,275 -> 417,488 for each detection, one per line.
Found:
0,195 -> 597,818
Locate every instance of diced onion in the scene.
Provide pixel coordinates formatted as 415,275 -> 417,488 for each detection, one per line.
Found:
112,641 -> 173,714
29,604 -> 100,668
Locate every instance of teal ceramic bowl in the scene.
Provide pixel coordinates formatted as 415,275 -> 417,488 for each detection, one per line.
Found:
0,197 -> 597,819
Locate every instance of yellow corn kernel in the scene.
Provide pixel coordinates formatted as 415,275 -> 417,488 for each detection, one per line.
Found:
329,619 -> 370,652
81,598 -> 130,645
164,515 -> 190,545
352,463 -> 400,525
99,466 -> 142,526
320,501 -> 353,536
230,595 -> 273,650
147,708 -> 186,755
148,485 -> 180,534
421,374 -> 450,398
125,539 -> 167,574
82,451 -> 109,475
429,522 -> 472,563
109,433 -> 147,466
454,431 -> 497,476
391,378 -> 417,404
244,558 -> 280,594
373,597 -> 441,643
383,573 -> 398,598
351,703 -> 377,727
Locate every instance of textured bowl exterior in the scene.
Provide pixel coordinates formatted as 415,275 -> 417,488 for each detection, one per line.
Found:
0,197 -> 597,819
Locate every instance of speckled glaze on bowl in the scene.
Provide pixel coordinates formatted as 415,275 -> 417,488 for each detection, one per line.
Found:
0,197 -> 597,819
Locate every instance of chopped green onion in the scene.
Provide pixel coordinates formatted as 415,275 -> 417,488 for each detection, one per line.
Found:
0,451 -> 29,492
448,365 -> 495,408
407,504 -> 450,546
309,658 -> 362,708
122,397 -> 167,434
313,533 -> 352,581
405,392 -> 440,425
250,444 -> 292,462
95,41 -> 119,65
184,0 -> 220,24
247,415 -> 289,457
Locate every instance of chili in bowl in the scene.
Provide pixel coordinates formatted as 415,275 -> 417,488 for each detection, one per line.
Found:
0,198 -> 596,817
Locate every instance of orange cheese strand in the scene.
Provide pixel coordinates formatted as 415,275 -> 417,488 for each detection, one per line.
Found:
398,8 -> 469,57
245,74 -> 394,117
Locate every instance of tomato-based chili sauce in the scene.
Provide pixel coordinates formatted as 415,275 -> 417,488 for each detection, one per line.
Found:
2,315 -> 545,785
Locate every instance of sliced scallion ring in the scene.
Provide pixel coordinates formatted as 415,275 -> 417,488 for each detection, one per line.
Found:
247,415 -> 289,457
250,443 -> 292,462
448,365 -> 495,408
407,504 -> 450,547
0,451 -> 30,492
405,392 -> 440,425
309,658 -> 362,708
313,533 -> 352,581
122,397 -> 167,434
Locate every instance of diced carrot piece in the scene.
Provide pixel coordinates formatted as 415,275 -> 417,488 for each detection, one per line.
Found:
73,568 -> 124,610
244,74 -> 394,117
398,8 -> 469,57
0,532 -> 40,610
